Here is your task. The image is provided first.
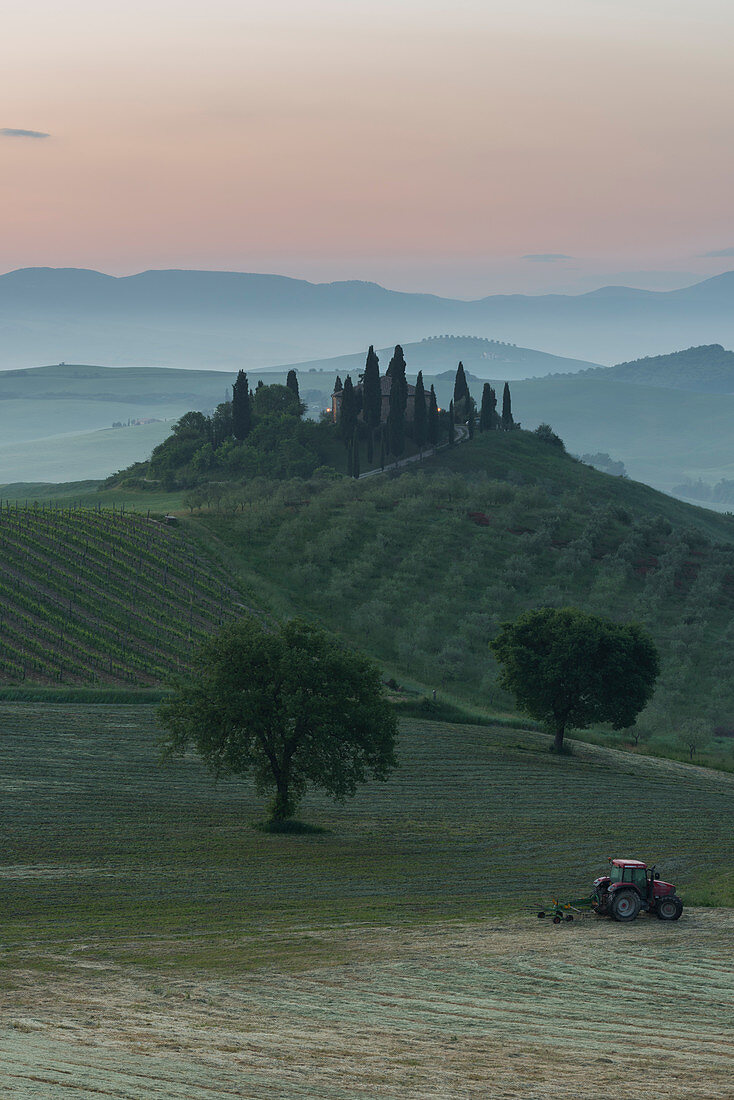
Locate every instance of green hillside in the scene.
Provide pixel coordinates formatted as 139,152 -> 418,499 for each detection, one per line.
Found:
505,376 -> 734,493
0,505 -> 247,687
192,429 -> 734,759
579,344 -> 734,392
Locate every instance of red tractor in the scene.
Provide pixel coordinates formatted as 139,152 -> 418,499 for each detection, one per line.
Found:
592,858 -> 683,922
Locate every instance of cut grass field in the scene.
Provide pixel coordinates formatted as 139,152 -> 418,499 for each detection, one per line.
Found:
1,703 -> 732,1097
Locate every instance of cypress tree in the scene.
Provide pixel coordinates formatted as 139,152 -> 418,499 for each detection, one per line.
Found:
352,428 -> 360,479
334,375 -> 343,393
427,385 -> 439,447
387,372 -> 405,458
366,431 -> 374,465
479,383 -> 495,431
256,379 -> 264,391
362,346 -> 381,432
286,369 -> 299,400
232,370 -> 251,441
502,382 -> 514,430
340,375 -> 358,444
449,400 -> 456,446
387,345 -> 408,415
453,361 -> 470,406
379,428 -> 386,471
413,370 -> 427,452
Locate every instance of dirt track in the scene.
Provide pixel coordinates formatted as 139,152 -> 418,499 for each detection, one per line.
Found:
2,908 -> 733,1099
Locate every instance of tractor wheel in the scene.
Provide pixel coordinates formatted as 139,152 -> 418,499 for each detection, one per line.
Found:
552,915 -> 561,924
565,914 -> 574,922
611,890 -> 641,922
656,896 -> 683,921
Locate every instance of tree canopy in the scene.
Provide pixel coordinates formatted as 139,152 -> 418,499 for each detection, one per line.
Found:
158,617 -> 398,824
490,607 -> 659,751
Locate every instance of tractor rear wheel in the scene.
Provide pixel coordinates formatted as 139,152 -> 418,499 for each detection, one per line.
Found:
656,896 -> 683,921
611,890 -> 641,922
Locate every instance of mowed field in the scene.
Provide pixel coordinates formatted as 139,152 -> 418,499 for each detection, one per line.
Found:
0,704 -> 733,1097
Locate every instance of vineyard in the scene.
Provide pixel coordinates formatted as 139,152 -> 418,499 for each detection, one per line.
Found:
0,504 -> 247,686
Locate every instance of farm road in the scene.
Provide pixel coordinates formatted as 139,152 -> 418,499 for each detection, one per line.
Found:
1,908 -> 732,1099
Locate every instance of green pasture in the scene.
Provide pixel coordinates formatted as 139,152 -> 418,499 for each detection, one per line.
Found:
1,704 -> 732,973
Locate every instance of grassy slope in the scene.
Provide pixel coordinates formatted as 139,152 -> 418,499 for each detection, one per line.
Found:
193,430 -> 734,763
1,704 -> 731,957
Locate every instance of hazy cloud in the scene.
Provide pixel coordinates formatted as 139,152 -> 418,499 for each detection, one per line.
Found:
522,253 -> 572,262
700,246 -> 734,257
1,127 -> 50,139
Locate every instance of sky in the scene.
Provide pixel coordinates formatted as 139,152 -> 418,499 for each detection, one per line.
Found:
1,0 -> 734,297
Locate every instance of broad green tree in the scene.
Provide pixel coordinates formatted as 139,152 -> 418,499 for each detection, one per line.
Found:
490,607 -> 659,752
159,617 -> 398,824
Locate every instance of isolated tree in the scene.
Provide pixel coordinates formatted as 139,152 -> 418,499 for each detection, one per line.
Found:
413,370 -> 427,452
501,382 -> 514,430
479,383 -> 497,432
333,375 -> 343,393
490,607 -> 659,753
286,369 -> 300,400
427,385 -> 439,447
159,618 -> 398,825
361,345 -> 382,433
232,370 -> 251,441
340,375 -> 358,445
448,400 -> 456,446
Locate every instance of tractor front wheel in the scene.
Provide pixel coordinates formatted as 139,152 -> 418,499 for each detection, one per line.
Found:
611,890 -> 641,922
656,896 -> 683,921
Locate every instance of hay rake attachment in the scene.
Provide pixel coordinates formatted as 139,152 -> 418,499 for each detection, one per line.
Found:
536,896 -> 595,923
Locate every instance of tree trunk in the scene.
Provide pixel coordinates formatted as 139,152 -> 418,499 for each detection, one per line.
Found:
554,723 -> 565,753
270,774 -> 294,821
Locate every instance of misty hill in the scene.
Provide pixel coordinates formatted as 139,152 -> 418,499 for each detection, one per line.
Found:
278,335 -> 601,383
578,344 -> 734,393
3,267 -> 734,368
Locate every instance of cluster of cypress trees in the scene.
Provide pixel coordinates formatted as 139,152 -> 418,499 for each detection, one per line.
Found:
335,348 -> 516,479
479,380 -> 513,431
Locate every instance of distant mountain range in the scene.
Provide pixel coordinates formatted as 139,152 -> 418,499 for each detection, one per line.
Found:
2,267 -> 734,369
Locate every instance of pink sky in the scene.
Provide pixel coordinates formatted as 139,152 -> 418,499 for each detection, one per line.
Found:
1,0 -> 733,296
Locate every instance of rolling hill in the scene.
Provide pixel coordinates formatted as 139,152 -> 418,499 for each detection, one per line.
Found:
574,344 -> 734,393
3,266 -> 734,368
